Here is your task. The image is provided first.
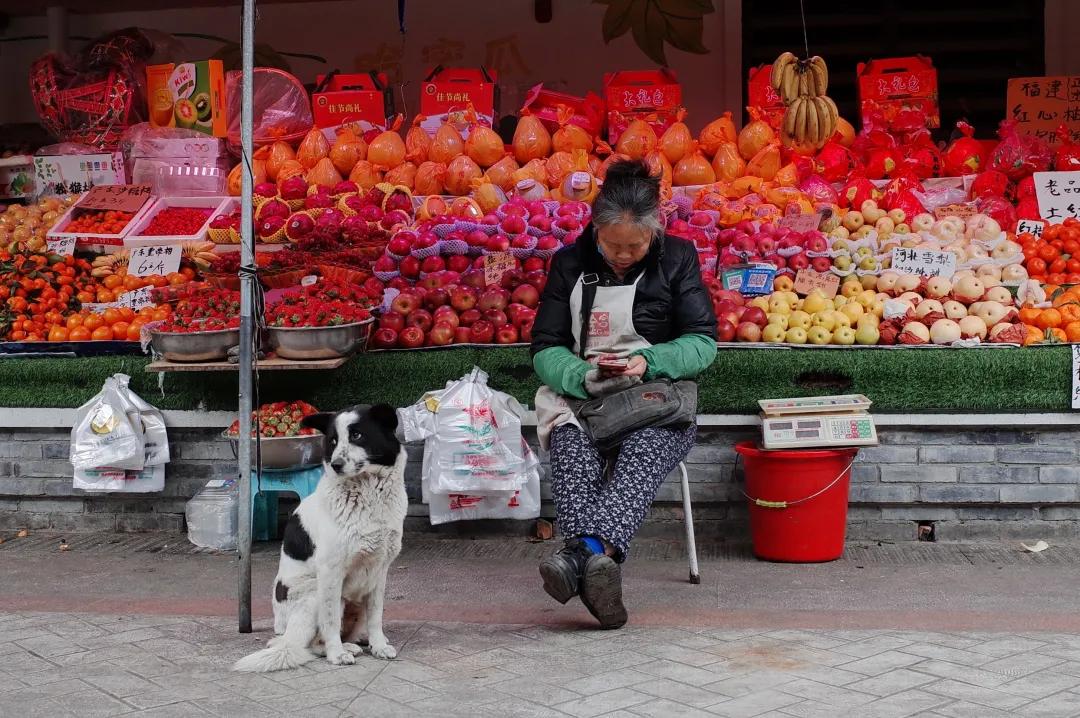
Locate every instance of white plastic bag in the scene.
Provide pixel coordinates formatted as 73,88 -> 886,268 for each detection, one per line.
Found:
70,375 -> 145,471
400,367 -> 528,494
186,479 -> 238,550
120,377 -> 170,466
73,465 -> 165,493
426,441 -> 542,525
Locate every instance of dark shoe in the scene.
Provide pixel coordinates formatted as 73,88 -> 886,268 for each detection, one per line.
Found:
580,554 -> 628,629
539,540 -> 591,604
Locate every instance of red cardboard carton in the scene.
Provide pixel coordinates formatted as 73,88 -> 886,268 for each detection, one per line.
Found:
419,66 -> 499,138
603,69 -> 681,144
312,71 -> 395,133
747,64 -> 786,130
857,55 -> 940,129
521,84 -> 606,137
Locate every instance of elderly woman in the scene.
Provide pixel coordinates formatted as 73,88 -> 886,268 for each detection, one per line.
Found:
531,159 -> 717,628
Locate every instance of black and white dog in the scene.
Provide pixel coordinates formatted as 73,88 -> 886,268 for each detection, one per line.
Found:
233,404 -> 407,672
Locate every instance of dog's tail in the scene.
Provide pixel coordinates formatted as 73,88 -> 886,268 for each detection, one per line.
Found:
233,642 -> 316,673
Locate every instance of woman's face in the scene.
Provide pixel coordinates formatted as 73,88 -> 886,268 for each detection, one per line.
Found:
596,221 -> 653,273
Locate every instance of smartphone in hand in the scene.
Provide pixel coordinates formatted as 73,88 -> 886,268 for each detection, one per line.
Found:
596,355 -> 630,375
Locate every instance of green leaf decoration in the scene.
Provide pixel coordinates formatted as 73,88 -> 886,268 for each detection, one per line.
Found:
595,0 -> 714,65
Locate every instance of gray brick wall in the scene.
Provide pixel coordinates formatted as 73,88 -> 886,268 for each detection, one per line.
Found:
0,423 -> 1077,542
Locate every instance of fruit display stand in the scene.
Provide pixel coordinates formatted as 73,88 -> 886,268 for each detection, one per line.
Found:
124,196 -> 231,246
47,199 -> 157,252
145,355 -> 349,372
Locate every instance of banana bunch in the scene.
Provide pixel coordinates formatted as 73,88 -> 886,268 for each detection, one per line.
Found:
90,242 -> 220,277
771,52 -> 838,148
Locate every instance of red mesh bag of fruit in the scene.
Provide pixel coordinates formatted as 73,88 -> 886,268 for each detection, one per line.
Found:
30,28 -> 160,148
941,121 -> 987,176
989,120 -> 1053,181
1054,125 -> 1080,171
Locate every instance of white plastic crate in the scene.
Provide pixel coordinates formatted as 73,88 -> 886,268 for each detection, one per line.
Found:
48,198 -> 157,249
125,196 -> 231,247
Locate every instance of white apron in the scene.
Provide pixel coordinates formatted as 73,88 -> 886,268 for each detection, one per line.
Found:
535,272 -> 651,449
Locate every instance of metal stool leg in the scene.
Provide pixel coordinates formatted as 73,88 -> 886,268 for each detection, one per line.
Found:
679,462 -> 700,584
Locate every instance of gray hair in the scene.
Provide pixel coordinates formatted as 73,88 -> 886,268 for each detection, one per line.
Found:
593,159 -> 664,235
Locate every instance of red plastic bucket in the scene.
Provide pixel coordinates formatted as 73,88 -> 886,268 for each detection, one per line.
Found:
734,441 -> 858,562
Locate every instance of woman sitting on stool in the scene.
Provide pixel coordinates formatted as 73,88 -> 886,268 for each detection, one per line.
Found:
531,159 -> 717,628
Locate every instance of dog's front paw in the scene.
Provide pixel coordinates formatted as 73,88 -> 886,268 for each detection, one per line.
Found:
369,643 -> 397,660
326,647 -> 356,665
342,642 -> 364,656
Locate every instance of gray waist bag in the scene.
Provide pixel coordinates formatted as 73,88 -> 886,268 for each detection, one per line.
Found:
567,379 -> 697,452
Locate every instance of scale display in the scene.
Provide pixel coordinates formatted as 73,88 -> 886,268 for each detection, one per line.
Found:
761,413 -> 878,450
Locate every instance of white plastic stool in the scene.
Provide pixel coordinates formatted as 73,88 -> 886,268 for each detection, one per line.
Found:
678,461 -> 701,584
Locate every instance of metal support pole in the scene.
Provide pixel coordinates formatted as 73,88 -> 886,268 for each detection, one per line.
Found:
237,0 -> 256,634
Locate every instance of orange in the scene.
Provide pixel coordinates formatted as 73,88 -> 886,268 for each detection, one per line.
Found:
1018,307 -> 1042,325
111,321 -> 130,339
91,326 -> 113,341
123,274 -> 143,291
126,322 -> 144,341
1065,321 -> 1080,343
95,289 -> 115,303
69,326 -> 91,341
1024,325 -> 1045,346
65,314 -> 84,330
103,274 -> 123,289
1060,303 -> 1080,325
47,326 -> 68,342
1035,308 -> 1062,330
102,308 -> 121,325
83,314 -> 105,331
118,307 -> 135,322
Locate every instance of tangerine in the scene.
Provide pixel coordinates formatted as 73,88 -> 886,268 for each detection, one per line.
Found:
1035,308 -> 1062,330
65,314 -> 84,330
83,314 -> 105,331
111,321 -> 130,339
47,326 -> 69,342
1065,321 -> 1080,343
91,326 -> 113,341
69,327 -> 91,341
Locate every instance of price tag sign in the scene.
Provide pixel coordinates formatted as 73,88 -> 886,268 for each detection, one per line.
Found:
301,275 -> 318,287
128,244 -> 181,277
117,286 -> 155,312
1007,76 -> 1080,146
46,236 -> 76,256
76,184 -> 152,213
891,247 -> 957,279
483,252 -> 515,286
1016,219 -> 1047,238
1033,171 -> 1080,225
779,212 -> 822,233
793,269 -> 840,298
1072,345 -> 1080,410
934,204 -> 977,220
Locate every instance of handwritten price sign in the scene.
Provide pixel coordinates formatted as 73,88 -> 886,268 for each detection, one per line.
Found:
891,247 -> 957,279
483,252 -> 516,287
779,213 -> 822,234
793,269 -> 840,298
76,184 -> 152,213
1072,345 -> 1080,410
1016,219 -> 1047,238
117,286 -> 155,312
128,244 -> 181,277
1033,171 -> 1080,225
46,236 -> 76,256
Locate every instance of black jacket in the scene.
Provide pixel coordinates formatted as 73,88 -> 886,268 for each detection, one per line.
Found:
530,225 -> 717,356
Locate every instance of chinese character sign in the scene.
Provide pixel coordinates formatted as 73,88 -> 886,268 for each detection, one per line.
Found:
128,245 -> 181,277
890,248 -> 957,279
1006,76 -> 1080,146
1033,171 -> 1080,224
77,184 -> 152,213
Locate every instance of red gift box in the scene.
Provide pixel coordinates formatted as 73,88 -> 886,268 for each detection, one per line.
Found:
312,71 -> 395,132
857,56 -> 940,130
419,66 -> 500,138
747,64 -> 786,130
521,84 -> 606,137
603,69 -> 681,144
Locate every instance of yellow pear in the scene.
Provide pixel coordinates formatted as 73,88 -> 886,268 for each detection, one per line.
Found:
788,310 -> 813,331
802,291 -> 829,315
841,279 -> 863,298
768,295 -> 792,315
840,302 -> 865,323
750,296 -> 770,312
767,313 -> 790,331
812,311 -> 836,332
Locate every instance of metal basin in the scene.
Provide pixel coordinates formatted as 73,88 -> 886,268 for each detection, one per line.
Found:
267,320 -> 371,360
226,432 -> 324,471
150,328 -> 240,362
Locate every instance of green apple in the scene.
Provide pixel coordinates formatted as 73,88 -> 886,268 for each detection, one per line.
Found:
857,255 -> 879,271
833,254 -> 853,271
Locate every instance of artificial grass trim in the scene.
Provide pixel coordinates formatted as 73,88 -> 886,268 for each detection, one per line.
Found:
0,346 -> 1070,415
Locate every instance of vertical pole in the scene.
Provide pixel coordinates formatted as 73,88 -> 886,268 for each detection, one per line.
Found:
46,5 -> 67,55
237,0 -> 256,634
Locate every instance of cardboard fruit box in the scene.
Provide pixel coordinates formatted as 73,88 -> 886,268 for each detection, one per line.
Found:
521,84 -> 606,137
419,66 -> 500,138
146,60 -> 228,137
312,71 -> 395,133
856,55 -> 940,129
604,69 -> 681,144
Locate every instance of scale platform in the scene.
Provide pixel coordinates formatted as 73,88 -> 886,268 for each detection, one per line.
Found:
759,394 -> 878,450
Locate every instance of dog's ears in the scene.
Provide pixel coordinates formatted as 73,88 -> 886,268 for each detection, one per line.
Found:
300,412 -> 335,435
367,404 -> 399,433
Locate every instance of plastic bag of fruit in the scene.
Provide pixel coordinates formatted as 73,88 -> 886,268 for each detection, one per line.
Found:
941,121 -> 986,176
399,367 -> 529,494
990,120 -> 1053,181
1055,125 -> 1080,171
424,439 -> 540,525
70,374 -> 147,471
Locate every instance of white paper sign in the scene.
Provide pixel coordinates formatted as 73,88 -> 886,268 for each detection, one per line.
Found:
1072,345 -> 1080,410
1034,171 -> 1080,225
46,236 -> 76,256
117,287 -> 155,312
1016,219 -> 1047,238
128,244 -> 181,277
33,153 -> 126,197
890,247 -> 957,279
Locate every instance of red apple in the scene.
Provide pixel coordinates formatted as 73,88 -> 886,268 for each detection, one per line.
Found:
465,229 -> 489,249
513,306 -> 536,328
390,294 -> 419,316
432,306 -> 460,329
496,325 -> 520,344
459,308 -> 482,326
450,287 -> 478,312
398,326 -> 424,348
523,257 -> 546,273
447,255 -> 472,273
511,283 -> 540,308
406,309 -> 434,333
424,288 -> 450,310
519,316 -> 535,343
499,269 -> 525,290
469,319 -> 495,343
484,308 -> 509,328
525,270 -> 548,294
736,321 -> 762,342
379,311 -> 406,333
371,328 -> 398,349
787,252 -> 810,271
741,307 -> 768,328
535,235 -> 558,252
478,287 -> 510,312
387,277 -> 411,292
716,319 -> 737,342
420,256 -> 446,274
373,256 -> 397,273
528,215 -> 552,233
487,235 -> 511,253
387,233 -> 414,256
805,235 -> 829,253
399,255 -> 421,279
811,256 -> 832,273
454,326 -> 473,343
363,277 -> 385,296
427,322 -> 455,346
462,270 -> 487,289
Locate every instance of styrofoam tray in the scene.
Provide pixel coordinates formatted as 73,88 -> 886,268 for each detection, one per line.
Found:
48,198 -> 157,248
125,196 -> 231,246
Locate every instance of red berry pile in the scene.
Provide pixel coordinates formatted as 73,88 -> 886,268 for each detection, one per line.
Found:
157,287 -> 241,333
137,207 -> 213,236
227,400 -> 320,438
266,280 -> 377,328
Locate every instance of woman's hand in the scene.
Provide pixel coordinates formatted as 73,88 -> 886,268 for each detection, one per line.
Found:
622,355 -> 648,378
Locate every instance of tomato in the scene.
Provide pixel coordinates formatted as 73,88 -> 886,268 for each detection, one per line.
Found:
76,290 -> 95,304
47,326 -> 69,342
1050,258 -> 1068,275
1049,273 -> 1069,285
91,326 -> 113,341
69,326 -> 91,341
1027,257 -> 1048,275
1068,274 -> 1080,285
9,330 -> 26,341
1038,244 -> 1061,262
8,296 -> 27,313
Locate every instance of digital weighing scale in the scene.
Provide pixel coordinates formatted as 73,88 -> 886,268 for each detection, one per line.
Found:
759,394 -> 878,450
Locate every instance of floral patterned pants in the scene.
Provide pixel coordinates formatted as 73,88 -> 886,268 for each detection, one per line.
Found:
549,423 -> 696,562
